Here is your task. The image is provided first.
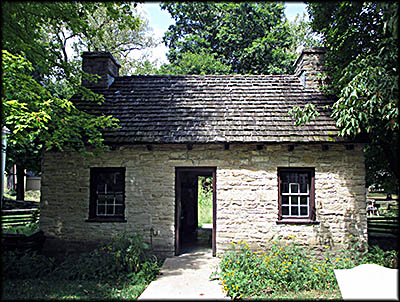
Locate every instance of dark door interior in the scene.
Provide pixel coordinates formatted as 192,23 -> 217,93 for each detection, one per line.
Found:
175,167 -> 216,256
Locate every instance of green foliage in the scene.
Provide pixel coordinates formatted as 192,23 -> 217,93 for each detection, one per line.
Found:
364,144 -> 398,193
198,176 -> 213,226
161,2 -> 296,75
214,237 -> 398,299
2,222 -> 39,236
160,51 -> 232,75
291,2 -> 399,186
2,50 -> 120,171
288,13 -> 323,53
1,2 -> 151,79
55,232 -> 160,281
332,37 -> 398,137
1,2 -> 157,181
289,103 -> 321,126
2,231 -> 161,300
76,3 -> 157,76
2,250 -> 56,279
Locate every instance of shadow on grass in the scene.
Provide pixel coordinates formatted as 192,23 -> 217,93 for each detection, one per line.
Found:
2,276 -> 151,300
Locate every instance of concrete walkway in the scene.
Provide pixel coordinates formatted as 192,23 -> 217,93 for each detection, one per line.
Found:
138,248 -> 230,300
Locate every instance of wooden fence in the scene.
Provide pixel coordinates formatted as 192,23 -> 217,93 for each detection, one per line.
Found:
1,207 -> 40,227
367,216 -> 399,237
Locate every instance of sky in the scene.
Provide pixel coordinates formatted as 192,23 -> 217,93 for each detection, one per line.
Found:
138,2 -> 308,66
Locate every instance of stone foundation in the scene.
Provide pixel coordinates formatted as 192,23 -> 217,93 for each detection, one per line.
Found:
40,143 -> 367,257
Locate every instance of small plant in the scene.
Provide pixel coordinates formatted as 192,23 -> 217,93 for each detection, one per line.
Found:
2,249 -> 56,279
214,236 -> 398,299
2,222 -> 40,236
57,232 -> 160,281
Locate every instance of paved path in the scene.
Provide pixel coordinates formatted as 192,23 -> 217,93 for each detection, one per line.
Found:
138,248 -> 230,300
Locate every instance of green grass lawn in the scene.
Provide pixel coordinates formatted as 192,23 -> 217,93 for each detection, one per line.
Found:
3,189 -> 41,202
2,277 -> 151,300
260,289 -> 342,300
367,192 -> 398,200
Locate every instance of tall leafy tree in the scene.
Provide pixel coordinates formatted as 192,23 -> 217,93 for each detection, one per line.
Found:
291,2 -> 398,190
1,2 -> 154,200
158,50 -> 232,75
2,51 -> 118,200
161,2 -> 296,74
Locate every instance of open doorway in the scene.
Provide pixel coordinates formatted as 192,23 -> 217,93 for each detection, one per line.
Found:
175,167 -> 216,256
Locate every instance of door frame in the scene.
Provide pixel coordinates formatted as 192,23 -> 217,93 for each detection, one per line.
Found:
175,167 -> 217,256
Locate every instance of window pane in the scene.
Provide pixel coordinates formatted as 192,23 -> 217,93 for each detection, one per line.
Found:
289,173 -> 298,183
115,194 -> 123,205
281,173 -> 289,183
90,168 -> 125,219
279,169 -> 313,220
115,205 -> 124,216
290,183 -> 299,193
106,205 -> 114,215
291,196 -> 299,205
97,184 -> 105,193
298,173 -> 308,183
106,195 -> 115,204
98,194 -> 106,204
300,183 -> 308,193
97,205 -> 106,215
300,196 -> 308,205
300,206 -> 308,216
281,183 -> 289,193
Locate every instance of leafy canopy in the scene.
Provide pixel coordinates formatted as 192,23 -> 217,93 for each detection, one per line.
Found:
1,2 -> 152,177
161,2 -> 297,75
2,50 -> 119,170
290,2 -> 398,186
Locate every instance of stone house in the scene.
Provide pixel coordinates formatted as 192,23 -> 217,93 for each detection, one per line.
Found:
40,48 -> 367,257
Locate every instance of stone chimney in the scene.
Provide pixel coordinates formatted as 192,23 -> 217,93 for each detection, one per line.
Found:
82,51 -> 121,88
293,47 -> 326,89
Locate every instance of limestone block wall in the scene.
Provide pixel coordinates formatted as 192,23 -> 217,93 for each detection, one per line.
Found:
40,143 -> 366,256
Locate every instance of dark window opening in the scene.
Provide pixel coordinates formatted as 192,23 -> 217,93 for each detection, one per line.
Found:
278,168 -> 315,221
88,167 -> 126,222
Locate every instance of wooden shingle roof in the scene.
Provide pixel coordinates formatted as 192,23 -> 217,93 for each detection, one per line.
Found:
73,74 -> 347,144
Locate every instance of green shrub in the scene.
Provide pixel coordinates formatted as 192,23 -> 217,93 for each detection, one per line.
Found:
2,222 -> 39,236
214,236 -> 398,299
2,249 -> 56,279
56,232 -> 160,281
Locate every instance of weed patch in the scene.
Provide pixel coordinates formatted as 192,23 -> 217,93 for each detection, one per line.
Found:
2,232 -> 162,300
213,236 -> 398,299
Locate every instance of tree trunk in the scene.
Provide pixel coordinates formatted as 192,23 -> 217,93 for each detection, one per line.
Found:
16,164 -> 25,201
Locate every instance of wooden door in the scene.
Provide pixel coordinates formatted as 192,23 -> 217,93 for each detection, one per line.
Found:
175,167 -> 217,256
175,170 -> 182,256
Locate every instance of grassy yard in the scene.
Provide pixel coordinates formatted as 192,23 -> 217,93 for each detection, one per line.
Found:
367,192 -> 398,200
3,277 -> 150,300
3,189 -> 41,202
260,289 -> 341,300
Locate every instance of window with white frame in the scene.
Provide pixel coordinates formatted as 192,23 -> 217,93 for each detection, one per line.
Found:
278,168 -> 315,220
88,167 -> 125,221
